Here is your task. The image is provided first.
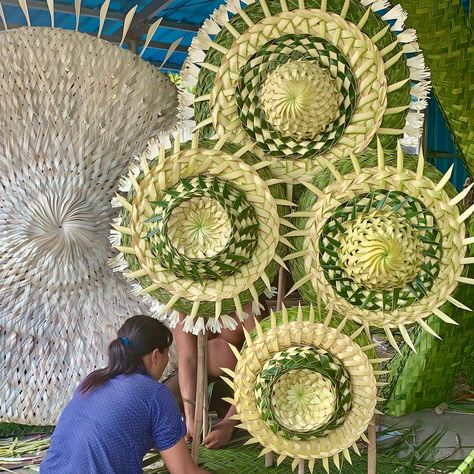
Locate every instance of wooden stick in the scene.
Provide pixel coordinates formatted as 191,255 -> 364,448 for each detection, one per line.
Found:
202,332 -> 209,440
265,453 -> 274,468
367,417 -> 377,474
192,330 -> 208,465
276,265 -> 286,311
265,265 -> 287,468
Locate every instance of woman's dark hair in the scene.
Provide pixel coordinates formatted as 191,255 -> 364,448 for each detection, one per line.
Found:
80,315 -> 172,393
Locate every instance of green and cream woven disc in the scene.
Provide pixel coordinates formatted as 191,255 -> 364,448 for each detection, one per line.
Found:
226,305 -> 379,472
147,175 -> 259,281
181,0 -> 429,183
287,143 -> 474,349
255,346 -> 351,440
236,34 -> 357,158
112,135 -> 289,329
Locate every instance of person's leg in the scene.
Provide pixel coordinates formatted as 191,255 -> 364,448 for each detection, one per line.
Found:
204,337 -> 240,449
207,337 -> 238,378
164,373 -> 183,409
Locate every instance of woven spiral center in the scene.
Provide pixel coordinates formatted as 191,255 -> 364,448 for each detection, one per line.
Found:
271,369 -> 336,432
24,192 -> 100,262
167,196 -> 231,259
339,211 -> 424,290
260,61 -> 339,141
144,175 -> 259,281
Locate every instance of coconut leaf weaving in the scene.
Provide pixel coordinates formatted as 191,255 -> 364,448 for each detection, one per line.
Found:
287,143 -> 474,351
180,0 -> 429,183
0,21 -> 177,424
112,137 -> 288,333
398,0 -> 474,176
225,305 -> 380,472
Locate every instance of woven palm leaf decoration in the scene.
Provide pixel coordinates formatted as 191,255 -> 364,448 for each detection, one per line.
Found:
0,2 -> 179,424
179,0 -> 430,183
111,132 -> 292,334
287,140 -> 474,351
384,284 -> 474,415
381,0 -> 474,417
398,0 -> 474,176
223,304 -> 385,473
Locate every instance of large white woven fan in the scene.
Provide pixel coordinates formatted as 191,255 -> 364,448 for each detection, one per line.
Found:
0,2 -> 178,424
179,0 -> 430,183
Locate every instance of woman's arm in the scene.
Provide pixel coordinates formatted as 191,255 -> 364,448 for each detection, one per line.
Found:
174,314 -> 198,441
160,439 -> 209,474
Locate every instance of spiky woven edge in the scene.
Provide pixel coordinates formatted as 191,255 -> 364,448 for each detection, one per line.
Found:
178,0 -> 430,148
286,139 -> 474,351
0,0 -> 183,101
222,304 -> 388,473
109,131 -> 292,334
383,260 -> 474,415
397,0 -> 474,175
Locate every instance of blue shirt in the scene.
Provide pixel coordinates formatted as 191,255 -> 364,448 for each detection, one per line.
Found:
40,373 -> 185,474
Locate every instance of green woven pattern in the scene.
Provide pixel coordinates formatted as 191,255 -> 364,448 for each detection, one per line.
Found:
195,0 -> 410,142
0,423 -> 53,438
231,305 -> 378,468
146,175 -> 258,281
236,34 -> 357,159
319,190 -> 442,311
197,444 -> 409,474
255,346 -> 351,440
453,449 -> 474,474
384,206 -> 474,415
187,0 -> 415,183
384,263 -> 474,415
148,443 -> 411,473
399,0 -> 474,176
467,349 -> 474,390
116,139 -> 285,318
289,146 -> 468,338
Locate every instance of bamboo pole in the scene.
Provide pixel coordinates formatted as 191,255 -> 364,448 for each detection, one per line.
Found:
367,417 -> 377,474
265,265 -> 287,468
192,330 -> 208,465
276,265 -> 286,311
202,333 -> 209,440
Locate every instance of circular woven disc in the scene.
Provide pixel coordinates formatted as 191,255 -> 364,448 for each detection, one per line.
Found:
0,27 -> 177,424
290,152 -> 466,329
116,140 -> 286,318
236,34 -> 357,158
233,316 -> 377,461
186,0 -> 416,184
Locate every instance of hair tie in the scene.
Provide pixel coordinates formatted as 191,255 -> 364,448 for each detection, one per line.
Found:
120,336 -> 129,347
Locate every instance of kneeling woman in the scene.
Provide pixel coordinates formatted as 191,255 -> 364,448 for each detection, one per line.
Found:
41,315 -> 208,474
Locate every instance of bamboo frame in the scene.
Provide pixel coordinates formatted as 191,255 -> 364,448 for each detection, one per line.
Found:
265,265 -> 287,469
368,418 -> 377,474
202,333 -> 209,442
192,330 -> 208,465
